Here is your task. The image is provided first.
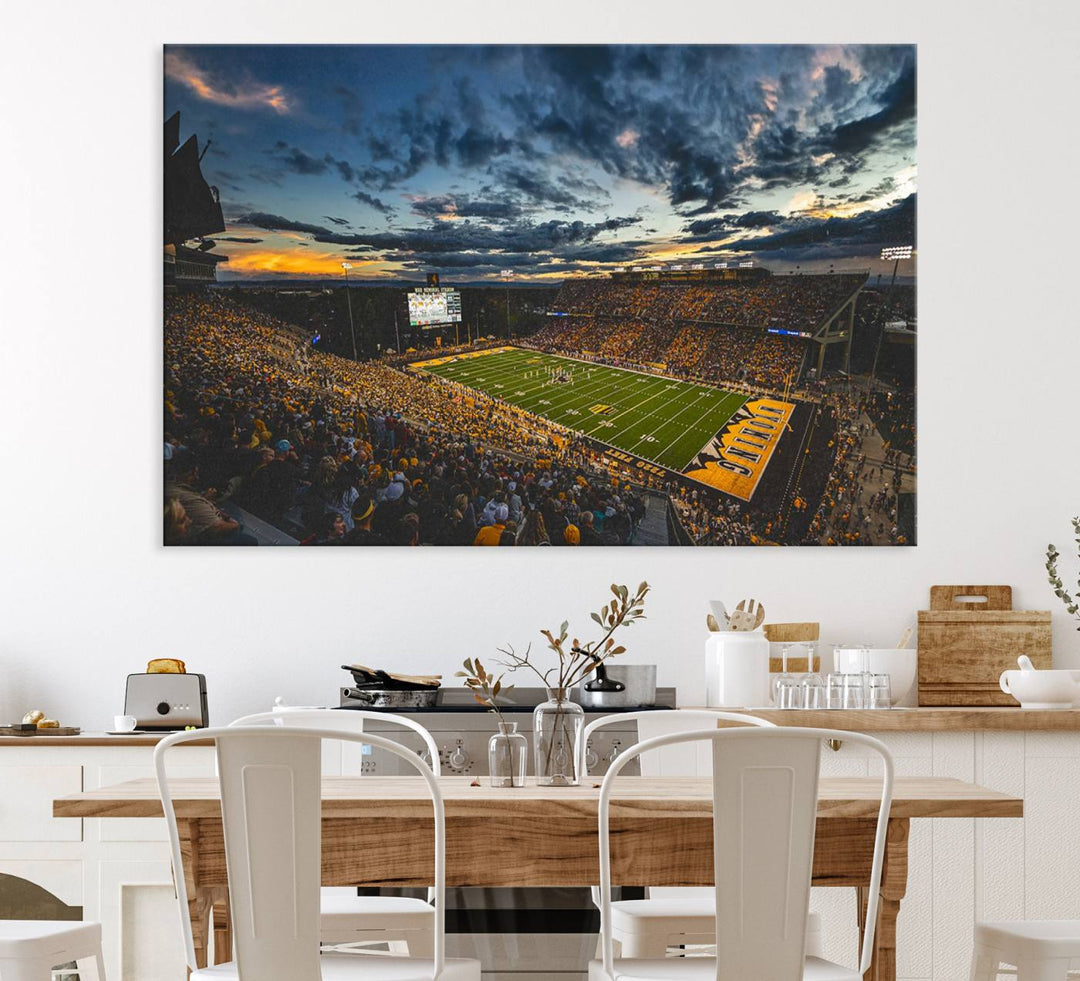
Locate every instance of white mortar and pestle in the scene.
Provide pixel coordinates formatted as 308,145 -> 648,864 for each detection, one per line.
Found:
999,655 -> 1080,709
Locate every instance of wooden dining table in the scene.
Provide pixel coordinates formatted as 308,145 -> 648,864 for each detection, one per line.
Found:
54,775 -> 1022,981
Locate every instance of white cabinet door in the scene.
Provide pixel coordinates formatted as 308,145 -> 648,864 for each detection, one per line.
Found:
0,766 -> 82,841
98,860 -> 186,981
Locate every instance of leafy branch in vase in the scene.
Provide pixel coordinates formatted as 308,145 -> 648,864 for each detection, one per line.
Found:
494,581 -> 651,691
1046,516 -> 1080,629
456,657 -> 514,722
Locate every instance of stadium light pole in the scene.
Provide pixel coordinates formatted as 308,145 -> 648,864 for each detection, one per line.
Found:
341,261 -> 358,361
870,245 -> 914,389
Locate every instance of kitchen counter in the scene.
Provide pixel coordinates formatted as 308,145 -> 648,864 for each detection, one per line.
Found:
0,731 -> 209,747
684,706 -> 1080,730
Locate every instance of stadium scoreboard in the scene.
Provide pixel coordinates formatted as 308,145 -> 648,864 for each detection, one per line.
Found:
407,287 -> 462,327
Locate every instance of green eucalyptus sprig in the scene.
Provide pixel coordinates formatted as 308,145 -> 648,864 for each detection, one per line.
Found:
456,657 -> 514,722
1046,516 -> 1080,628
495,581 -> 650,690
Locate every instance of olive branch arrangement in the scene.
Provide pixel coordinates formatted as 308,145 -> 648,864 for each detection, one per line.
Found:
493,581 -> 651,690
1046,516 -> 1080,629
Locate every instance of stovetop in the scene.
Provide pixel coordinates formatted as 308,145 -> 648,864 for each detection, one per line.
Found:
337,685 -> 676,713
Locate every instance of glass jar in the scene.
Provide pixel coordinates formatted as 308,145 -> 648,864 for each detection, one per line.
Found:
533,687 -> 584,786
488,721 -> 528,788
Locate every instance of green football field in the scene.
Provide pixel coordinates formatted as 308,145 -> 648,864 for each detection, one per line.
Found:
412,347 -> 747,473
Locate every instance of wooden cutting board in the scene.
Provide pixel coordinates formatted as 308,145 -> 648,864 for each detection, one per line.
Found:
917,585 -> 1052,705
764,623 -> 821,672
0,726 -> 81,737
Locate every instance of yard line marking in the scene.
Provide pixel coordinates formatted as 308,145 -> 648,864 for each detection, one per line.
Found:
653,392 -> 748,469
624,389 -> 718,457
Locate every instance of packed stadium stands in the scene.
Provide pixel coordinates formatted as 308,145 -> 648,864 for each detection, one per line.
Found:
528,273 -> 865,390
164,294 -> 651,546
551,274 -> 864,331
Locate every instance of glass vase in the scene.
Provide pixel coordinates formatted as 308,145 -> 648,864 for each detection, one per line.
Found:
533,687 -> 584,786
488,721 -> 528,788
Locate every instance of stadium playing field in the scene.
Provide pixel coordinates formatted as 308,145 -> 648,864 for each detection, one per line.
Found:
412,346 -> 748,473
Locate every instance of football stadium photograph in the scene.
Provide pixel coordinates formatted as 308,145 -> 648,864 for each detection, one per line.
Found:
164,44 -> 917,546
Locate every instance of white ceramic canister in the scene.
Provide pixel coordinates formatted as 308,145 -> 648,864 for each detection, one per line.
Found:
704,630 -> 771,707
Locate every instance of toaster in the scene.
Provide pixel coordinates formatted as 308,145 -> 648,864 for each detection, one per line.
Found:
124,673 -> 209,730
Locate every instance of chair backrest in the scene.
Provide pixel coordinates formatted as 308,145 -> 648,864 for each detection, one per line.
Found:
578,709 -> 774,779
155,725 -> 446,981
230,707 -> 441,776
595,727 -> 893,981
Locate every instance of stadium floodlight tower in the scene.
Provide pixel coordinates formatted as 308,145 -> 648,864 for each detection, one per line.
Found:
341,261 -> 358,361
501,269 -> 513,340
881,245 -> 913,294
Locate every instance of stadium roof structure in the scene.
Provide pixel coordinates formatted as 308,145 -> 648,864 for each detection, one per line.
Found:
164,111 -> 225,247
808,273 -> 869,374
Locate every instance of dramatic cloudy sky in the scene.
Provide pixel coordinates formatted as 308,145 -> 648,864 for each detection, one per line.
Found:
165,44 -> 917,281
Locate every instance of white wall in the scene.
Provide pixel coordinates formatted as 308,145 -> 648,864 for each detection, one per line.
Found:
2,0 -> 1079,728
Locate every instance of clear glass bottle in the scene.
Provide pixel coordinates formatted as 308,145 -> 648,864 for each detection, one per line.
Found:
533,687 -> 584,786
488,721 -> 528,788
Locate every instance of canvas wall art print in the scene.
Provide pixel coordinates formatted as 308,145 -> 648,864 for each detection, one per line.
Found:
164,44 -> 916,547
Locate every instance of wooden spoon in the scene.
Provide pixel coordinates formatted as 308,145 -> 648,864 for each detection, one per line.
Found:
730,599 -> 766,631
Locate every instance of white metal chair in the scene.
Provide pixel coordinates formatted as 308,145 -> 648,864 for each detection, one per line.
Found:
579,711 -> 822,960
230,709 -> 438,955
155,725 -> 480,980
589,726 -> 894,981
0,921 -> 104,981
969,921 -> 1080,980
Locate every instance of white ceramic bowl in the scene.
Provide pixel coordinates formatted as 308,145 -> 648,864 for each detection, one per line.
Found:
833,648 -> 918,706
999,669 -> 1080,709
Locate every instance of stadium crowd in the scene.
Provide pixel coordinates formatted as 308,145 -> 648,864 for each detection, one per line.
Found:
530,317 -> 806,389
523,274 -> 869,391
553,274 -> 864,332
164,294 -> 648,546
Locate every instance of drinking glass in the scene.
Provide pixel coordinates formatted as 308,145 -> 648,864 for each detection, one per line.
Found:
826,673 -> 846,709
773,644 -> 798,705
775,676 -> 803,709
795,641 -> 819,675
841,673 -> 866,709
800,674 -> 826,709
868,674 -> 893,710
797,642 -> 824,709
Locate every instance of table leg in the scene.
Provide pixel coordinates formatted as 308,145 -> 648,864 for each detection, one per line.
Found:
211,887 -> 232,964
857,818 -> 909,981
186,889 -> 211,971
177,819 -> 224,971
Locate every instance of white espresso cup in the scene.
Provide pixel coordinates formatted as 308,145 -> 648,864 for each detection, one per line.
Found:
113,715 -> 138,732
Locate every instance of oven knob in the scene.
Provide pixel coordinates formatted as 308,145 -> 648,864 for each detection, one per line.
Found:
447,746 -> 471,771
156,702 -> 171,716
606,744 -> 621,764
585,746 -> 600,770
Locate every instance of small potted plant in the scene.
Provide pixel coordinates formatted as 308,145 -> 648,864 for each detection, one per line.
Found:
457,657 -> 527,788
495,582 -> 650,786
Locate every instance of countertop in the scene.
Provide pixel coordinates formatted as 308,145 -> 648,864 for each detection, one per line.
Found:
685,706 -> 1080,730
4,707 -> 1080,745
0,732 -> 210,747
